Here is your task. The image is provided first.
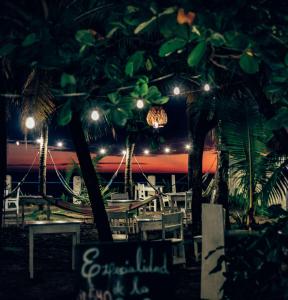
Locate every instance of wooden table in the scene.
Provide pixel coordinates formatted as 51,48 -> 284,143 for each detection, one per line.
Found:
20,195 -> 52,225
106,199 -> 136,207
135,214 -> 162,240
28,221 -> 81,279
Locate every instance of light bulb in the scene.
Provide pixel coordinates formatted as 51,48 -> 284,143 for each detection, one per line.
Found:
173,86 -> 180,95
143,149 -> 150,155
25,116 -> 35,129
185,144 -> 191,150
57,141 -> 63,147
91,110 -> 100,121
122,150 -> 127,155
136,99 -> 144,109
164,147 -> 170,153
16,141 -> 20,146
36,138 -> 43,144
203,83 -> 211,92
99,148 -> 106,155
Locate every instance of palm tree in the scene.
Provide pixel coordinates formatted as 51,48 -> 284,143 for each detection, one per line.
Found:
222,94 -> 288,226
22,69 -> 54,212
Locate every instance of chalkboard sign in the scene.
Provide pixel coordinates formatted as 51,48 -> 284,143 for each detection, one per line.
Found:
76,241 -> 172,300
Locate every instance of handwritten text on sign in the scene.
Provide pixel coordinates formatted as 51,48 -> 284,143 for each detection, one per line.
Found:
76,242 -> 172,300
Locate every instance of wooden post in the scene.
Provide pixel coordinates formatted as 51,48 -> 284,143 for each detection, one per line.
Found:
171,174 -> 176,193
148,175 -> 156,186
201,203 -> 226,300
73,176 -> 82,204
5,175 -> 12,193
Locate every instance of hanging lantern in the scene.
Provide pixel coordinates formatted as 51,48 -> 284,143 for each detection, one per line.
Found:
146,106 -> 168,129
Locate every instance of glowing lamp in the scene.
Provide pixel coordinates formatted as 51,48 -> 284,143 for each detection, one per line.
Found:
203,83 -> 211,92
136,99 -> 144,109
91,110 -> 100,121
57,141 -> 63,147
25,116 -> 35,129
185,144 -> 191,150
143,149 -> 150,155
99,148 -> 106,155
146,106 -> 168,129
173,87 -> 180,95
164,147 -> 171,153
16,141 -> 20,146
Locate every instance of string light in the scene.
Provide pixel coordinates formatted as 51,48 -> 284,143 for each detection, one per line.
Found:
164,147 -> 171,153
203,83 -> 211,92
25,116 -> 35,129
185,144 -> 191,150
99,148 -> 106,155
91,110 -> 100,121
16,141 -> 20,146
122,150 -> 127,155
136,99 -> 144,109
57,141 -> 63,148
173,86 -> 180,95
143,149 -> 150,155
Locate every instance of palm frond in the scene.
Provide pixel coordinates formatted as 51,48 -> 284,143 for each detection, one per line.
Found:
223,92 -> 288,208
222,94 -> 269,206
21,69 -> 55,129
258,155 -> 288,205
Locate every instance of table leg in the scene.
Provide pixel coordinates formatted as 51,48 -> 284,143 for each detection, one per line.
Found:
72,229 -> 80,270
29,228 -> 34,279
22,204 -> 24,227
47,201 -> 51,220
143,229 -> 147,241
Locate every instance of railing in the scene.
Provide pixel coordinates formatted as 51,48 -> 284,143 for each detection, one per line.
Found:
12,179 -> 189,198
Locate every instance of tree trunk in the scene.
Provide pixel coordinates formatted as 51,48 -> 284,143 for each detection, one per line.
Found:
213,147 -> 230,229
188,133 -> 205,235
70,109 -> 112,241
0,96 -> 7,244
186,93 -> 216,235
39,123 -> 48,196
124,135 -> 135,199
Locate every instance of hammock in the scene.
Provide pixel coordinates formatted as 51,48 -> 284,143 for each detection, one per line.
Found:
48,150 -> 126,201
45,194 -> 159,215
4,152 -> 39,199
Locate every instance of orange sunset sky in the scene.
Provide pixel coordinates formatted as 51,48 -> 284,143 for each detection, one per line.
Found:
7,143 -> 217,174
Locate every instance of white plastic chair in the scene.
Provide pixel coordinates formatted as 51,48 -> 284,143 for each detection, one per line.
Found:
135,183 -> 162,212
3,188 -> 20,225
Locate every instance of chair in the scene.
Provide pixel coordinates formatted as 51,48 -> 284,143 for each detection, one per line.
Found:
135,183 -> 162,212
3,188 -> 20,226
170,193 -> 186,209
107,192 -> 130,207
107,211 -> 133,240
161,212 -> 186,265
184,191 -> 192,226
